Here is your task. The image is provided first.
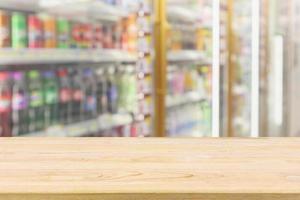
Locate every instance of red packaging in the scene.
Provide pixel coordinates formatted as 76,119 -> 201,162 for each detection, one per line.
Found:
71,22 -> 83,48
102,24 -> 113,49
0,72 -> 12,137
0,11 -> 10,47
28,15 -> 43,48
92,24 -> 103,49
82,23 -> 93,48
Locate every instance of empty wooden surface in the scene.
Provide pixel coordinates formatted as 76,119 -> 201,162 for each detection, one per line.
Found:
0,138 -> 300,200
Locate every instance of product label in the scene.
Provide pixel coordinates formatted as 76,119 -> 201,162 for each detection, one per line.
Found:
0,93 -> 11,113
44,87 -> 58,104
30,90 -> 43,108
12,92 -> 27,110
73,89 -> 84,101
60,88 -> 72,103
0,27 -> 9,40
84,95 -> 96,111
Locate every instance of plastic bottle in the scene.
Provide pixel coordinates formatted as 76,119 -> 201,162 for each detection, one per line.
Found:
11,12 -> 27,49
57,68 -> 72,124
70,68 -> 84,123
11,72 -> 29,136
0,10 -> 10,47
28,14 -> 43,48
57,18 -> 71,48
43,70 -> 59,128
82,68 -> 97,120
95,68 -> 107,115
27,70 -> 44,133
0,72 -> 12,137
106,67 -> 118,114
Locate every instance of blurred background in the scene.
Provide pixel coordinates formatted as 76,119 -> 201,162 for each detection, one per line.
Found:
0,0 -> 297,137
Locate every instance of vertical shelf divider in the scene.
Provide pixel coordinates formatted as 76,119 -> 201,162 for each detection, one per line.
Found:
154,0 -> 167,137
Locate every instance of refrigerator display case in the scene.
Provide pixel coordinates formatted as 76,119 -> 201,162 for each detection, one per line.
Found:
163,0 -> 214,137
222,0 -> 260,137
0,0 -> 155,137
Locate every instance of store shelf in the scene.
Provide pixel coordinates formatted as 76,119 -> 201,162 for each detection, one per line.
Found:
166,91 -> 206,108
0,49 -> 137,65
168,50 -> 211,64
26,113 -> 133,137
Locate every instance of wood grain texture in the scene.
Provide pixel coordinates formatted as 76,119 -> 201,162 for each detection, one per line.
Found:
0,138 -> 300,200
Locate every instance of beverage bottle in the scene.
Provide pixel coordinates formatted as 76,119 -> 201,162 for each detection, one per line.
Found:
71,22 -> 81,48
106,68 -> 118,114
0,72 -> 12,137
92,24 -> 103,49
11,12 -> 27,49
0,10 -> 10,47
57,18 -> 71,48
27,70 -> 44,133
28,14 -> 43,48
42,15 -> 56,48
82,23 -> 93,48
95,68 -> 107,115
82,68 -> 97,120
11,72 -> 29,136
57,68 -> 72,124
43,70 -> 59,128
70,68 -> 84,123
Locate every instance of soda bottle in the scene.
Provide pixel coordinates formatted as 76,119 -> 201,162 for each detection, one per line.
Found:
95,68 -> 107,115
28,14 -> 43,48
27,70 -> 44,133
71,22 -> 81,48
57,68 -> 72,124
0,10 -> 10,48
82,23 -> 93,48
82,68 -> 97,120
42,15 -> 56,48
57,18 -> 71,48
0,72 -> 12,137
70,68 -> 84,123
106,68 -> 118,114
11,72 -> 29,136
11,12 -> 27,49
92,24 -> 103,49
43,70 -> 59,128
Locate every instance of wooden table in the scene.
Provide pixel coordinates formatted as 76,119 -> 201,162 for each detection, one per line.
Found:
0,138 -> 300,200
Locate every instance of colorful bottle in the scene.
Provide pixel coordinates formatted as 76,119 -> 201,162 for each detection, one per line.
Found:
70,69 -> 84,123
0,10 -> 10,47
107,68 -> 118,114
28,15 -> 43,48
57,68 -> 72,124
11,12 -> 27,49
11,72 -> 29,136
95,68 -> 107,115
43,70 -> 59,127
57,18 -> 71,48
43,16 -> 56,48
27,70 -> 44,133
0,72 -> 12,137
82,68 -> 97,120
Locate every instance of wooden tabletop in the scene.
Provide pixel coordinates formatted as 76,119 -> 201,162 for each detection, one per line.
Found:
0,138 -> 300,200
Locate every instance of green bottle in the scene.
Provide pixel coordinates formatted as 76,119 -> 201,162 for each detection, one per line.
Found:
27,70 -> 44,133
11,12 -> 27,49
43,71 -> 59,127
57,18 -> 70,48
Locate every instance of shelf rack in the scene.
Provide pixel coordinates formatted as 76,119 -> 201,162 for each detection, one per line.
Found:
0,49 -> 137,65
